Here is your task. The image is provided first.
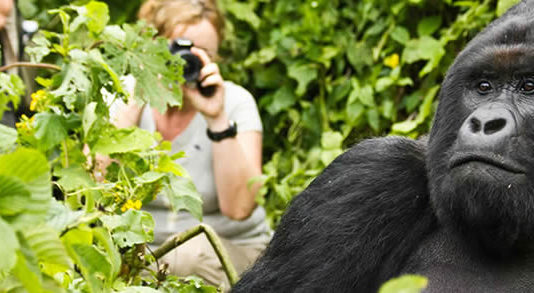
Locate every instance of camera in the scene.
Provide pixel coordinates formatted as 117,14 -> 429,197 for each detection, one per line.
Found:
169,38 -> 215,97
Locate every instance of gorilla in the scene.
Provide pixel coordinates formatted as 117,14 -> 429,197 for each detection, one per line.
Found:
233,1 -> 534,292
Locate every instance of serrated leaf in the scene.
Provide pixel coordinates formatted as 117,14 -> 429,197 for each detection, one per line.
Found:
163,175 -> 203,221
55,165 -> 95,192
46,200 -> 85,231
100,210 -> 154,248
33,112 -> 68,150
92,127 -> 156,155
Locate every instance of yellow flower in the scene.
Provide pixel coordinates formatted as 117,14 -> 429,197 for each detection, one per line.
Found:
384,53 -> 400,69
121,199 -> 142,212
30,90 -> 48,111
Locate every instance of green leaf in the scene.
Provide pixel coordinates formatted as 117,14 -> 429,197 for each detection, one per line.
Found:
10,251 -> 41,293
264,85 -> 297,115
225,2 -> 260,29
0,175 -> 31,216
164,175 -> 203,221
321,131 -> 343,150
101,210 -> 154,248
244,47 -> 276,67
33,112 -> 68,150
417,16 -> 442,36
496,0 -> 521,16
0,73 -> 24,121
0,218 -> 19,276
392,120 -> 419,133
134,171 -> 166,184
391,26 -> 410,45
26,33 -> 51,63
71,1 -> 110,35
92,227 -> 121,279
379,275 -> 428,293
287,63 -> 318,96
70,244 -> 110,291
347,42 -> 373,70
346,102 -> 365,125
366,108 -> 380,132
23,225 -> 70,271
0,124 -> 17,152
0,148 -> 51,228
402,36 -> 444,64
92,127 -> 157,155
119,287 -> 161,293
83,102 -> 98,137
55,165 -> 95,192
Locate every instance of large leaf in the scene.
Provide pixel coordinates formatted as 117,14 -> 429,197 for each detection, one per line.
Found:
0,175 -> 31,216
91,127 -> 157,155
0,148 -> 51,228
23,225 -> 70,271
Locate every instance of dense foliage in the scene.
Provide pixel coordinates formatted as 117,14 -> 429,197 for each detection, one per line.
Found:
218,0 -> 519,227
0,2 -> 217,292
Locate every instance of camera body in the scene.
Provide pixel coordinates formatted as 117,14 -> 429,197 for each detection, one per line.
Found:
169,38 -> 216,97
169,38 -> 202,83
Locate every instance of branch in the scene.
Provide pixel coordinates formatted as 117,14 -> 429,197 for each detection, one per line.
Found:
152,224 -> 239,286
0,62 -> 61,72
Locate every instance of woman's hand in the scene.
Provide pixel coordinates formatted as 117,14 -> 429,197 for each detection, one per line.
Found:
183,47 -> 229,131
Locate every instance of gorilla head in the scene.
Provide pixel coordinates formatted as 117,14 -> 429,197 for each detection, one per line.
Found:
427,5 -> 534,256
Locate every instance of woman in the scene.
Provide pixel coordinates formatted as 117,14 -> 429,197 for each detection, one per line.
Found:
115,0 -> 270,290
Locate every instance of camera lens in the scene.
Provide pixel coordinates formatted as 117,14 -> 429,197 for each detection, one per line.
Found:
179,51 -> 202,82
169,38 -> 202,83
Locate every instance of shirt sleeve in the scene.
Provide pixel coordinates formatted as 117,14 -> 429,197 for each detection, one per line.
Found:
223,81 -> 263,133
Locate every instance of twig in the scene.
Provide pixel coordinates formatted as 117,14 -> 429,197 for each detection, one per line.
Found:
152,224 -> 239,286
0,62 -> 61,72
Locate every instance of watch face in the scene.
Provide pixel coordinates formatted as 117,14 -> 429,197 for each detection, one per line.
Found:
207,120 -> 237,141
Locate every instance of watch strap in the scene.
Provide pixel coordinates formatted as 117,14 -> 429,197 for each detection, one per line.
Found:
206,120 -> 237,141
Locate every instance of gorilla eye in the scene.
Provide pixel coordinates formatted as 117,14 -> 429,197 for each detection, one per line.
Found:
477,81 -> 492,94
521,79 -> 534,94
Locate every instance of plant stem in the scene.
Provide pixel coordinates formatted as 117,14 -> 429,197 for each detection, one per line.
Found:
0,62 -> 61,72
152,224 -> 239,286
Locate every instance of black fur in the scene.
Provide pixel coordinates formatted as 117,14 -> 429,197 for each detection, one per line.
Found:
233,1 -> 534,292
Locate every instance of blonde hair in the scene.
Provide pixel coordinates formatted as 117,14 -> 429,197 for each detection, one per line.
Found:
138,0 -> 224,43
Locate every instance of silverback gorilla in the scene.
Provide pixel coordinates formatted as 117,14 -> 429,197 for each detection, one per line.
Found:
233,1 -> 534,292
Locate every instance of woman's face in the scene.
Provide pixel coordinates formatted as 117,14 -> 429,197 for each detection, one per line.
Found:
170,19 -> 219,59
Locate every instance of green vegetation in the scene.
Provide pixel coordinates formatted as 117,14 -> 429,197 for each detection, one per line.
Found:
0,2 -> 217,291
0,0 -> 524,292
218,0 -> 519,227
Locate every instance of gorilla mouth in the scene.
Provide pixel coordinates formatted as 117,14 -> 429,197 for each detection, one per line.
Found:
449,152 -> 525,174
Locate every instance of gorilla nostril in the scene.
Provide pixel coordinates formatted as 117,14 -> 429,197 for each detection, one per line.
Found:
470,118 -> 481,133
484,118 -> 506,135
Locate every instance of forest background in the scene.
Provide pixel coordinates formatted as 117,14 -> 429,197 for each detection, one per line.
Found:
0,0 -> 522,292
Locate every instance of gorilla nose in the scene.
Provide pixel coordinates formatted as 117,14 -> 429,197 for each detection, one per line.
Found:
458,107 -> 516,147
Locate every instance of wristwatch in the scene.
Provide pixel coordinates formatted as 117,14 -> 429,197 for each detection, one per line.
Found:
206,120 -> 238,142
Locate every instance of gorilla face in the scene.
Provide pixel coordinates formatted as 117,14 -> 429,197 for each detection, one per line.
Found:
427,17 -> 534,256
